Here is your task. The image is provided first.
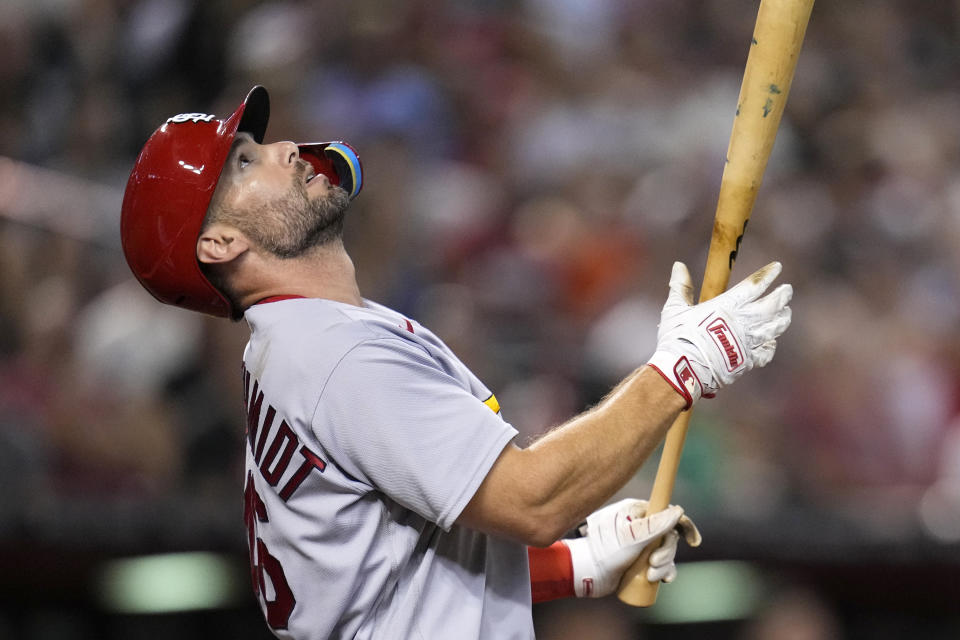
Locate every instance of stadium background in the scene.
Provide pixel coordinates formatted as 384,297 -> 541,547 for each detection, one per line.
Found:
1,0 -> 960,638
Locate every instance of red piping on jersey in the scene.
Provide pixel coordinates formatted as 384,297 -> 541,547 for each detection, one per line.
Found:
255,295 -> 307,305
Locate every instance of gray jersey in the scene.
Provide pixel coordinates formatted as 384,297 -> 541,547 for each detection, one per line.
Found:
241,298 -> 534,639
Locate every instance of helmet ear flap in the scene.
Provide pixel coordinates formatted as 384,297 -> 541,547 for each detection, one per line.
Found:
297,142 -> 363,200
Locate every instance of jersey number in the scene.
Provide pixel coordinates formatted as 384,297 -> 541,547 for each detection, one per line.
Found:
245,472 -> 296,629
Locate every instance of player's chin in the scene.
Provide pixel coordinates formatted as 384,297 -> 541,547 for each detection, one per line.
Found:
305,195 -> 349,246
321,185 -> 351,212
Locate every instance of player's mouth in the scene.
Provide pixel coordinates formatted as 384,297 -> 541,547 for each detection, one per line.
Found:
303,165 -> 329,191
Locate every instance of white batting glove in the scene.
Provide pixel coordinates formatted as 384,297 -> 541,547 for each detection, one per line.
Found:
564,499 -> 701,598
647,261 -> 792,408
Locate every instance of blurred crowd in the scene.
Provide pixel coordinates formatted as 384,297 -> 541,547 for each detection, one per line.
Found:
2,0 -> 960,637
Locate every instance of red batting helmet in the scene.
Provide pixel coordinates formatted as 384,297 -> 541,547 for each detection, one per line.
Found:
120,86 -> 363,317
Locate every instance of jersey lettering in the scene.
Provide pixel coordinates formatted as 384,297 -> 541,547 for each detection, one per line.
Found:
255,406 -> 276,463
260,421 -> 298,486
279,447 -> 327,501
242,366 -> 332,630
245,473 -> 296,630
246,378 -> 265,450
166,112 -> 217,124
243,365 -> 327,501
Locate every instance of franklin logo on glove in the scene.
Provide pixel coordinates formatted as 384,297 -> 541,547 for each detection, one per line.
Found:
706,318 -> 743,371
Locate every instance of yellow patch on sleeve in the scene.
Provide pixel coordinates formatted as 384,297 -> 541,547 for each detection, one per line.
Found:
483,394 -> 500,414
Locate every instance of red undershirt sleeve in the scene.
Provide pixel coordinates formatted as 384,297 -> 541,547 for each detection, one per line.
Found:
528,541 -> 575,603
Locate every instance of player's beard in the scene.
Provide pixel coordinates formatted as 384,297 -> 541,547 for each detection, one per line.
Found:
245,173 -> 351,259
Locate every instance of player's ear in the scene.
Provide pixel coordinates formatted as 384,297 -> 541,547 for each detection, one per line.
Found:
197,222 -> 250,265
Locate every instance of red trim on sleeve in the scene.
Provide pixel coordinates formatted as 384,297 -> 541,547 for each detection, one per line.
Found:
255,295 -> 307,305
528,541 -> 575,603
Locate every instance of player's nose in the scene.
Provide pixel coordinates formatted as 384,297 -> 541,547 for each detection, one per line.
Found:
267,141 -> 300,167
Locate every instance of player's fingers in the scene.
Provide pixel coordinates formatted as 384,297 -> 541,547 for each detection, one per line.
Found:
749,339 -> 776,368
633,505 -> 684,543
646,561 -> 674,584
661,565 -> 679,584
646,562 -> 675,583
727,261 -> 782,306
649,529 -> 679,568
677,514 -> 702,547
743,283 -> 793,320
743,304 -> 791,351
666,262 -> 695,307
753,306 -> 792,345
625,499 -> 651,520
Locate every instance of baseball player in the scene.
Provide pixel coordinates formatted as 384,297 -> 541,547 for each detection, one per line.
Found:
121,86 -> 792,639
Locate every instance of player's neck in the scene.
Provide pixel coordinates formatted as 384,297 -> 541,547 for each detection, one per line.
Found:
240,239 -> 363,308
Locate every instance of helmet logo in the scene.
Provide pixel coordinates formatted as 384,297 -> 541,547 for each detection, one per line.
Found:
166,112 -> 217,125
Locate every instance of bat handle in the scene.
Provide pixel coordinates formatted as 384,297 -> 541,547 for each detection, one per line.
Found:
616,410 -> 693,605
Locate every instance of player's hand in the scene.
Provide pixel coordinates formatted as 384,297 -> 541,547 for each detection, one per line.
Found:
564,499 -> 701,598
646,516 -> 702,584
647,261 -> 792,408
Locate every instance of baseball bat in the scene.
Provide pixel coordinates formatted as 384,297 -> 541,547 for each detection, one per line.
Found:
617,0 -> 814,606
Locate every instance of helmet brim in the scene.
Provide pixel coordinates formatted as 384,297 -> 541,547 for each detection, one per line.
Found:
235,85 -> 270,143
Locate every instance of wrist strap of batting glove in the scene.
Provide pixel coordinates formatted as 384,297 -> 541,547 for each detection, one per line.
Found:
564,536 -> 600,598
647,350 -> 705,409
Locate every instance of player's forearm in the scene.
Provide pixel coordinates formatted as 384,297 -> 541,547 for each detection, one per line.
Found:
519,366 -> 684,539
459,366 -> 684,546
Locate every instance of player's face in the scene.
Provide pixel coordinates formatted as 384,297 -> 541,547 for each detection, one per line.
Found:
214,133 -> 351,257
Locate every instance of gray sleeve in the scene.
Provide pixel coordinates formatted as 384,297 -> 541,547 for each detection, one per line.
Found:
313,338 -> 517,530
